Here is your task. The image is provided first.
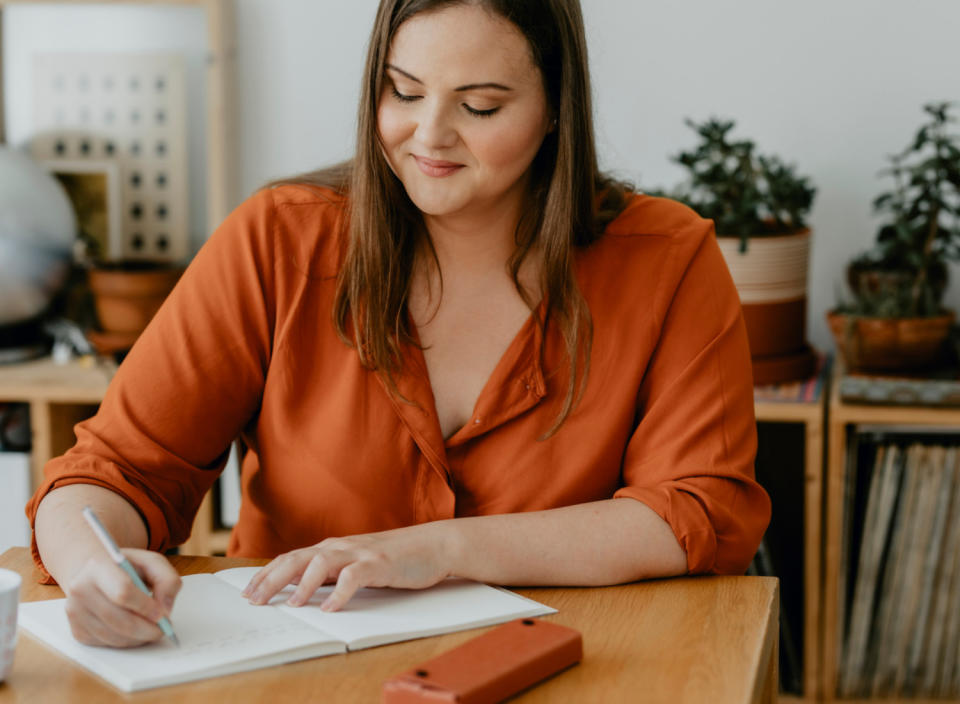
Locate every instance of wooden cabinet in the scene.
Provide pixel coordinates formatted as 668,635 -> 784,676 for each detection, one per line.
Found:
824,364 -> 960,704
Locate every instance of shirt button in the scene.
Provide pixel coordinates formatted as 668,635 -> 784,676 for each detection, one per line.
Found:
474,418 -> 481,424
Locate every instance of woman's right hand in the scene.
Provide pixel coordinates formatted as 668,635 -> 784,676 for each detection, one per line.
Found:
62,548 -> 182,648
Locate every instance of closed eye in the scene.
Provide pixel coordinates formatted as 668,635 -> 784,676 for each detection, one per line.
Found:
389,86 -> 500,119
390,86 -> 420,103
463,104 -> 499,118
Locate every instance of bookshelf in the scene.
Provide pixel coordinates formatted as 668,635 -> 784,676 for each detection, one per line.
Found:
825,361 -> 960,704
754,360 -> 828,703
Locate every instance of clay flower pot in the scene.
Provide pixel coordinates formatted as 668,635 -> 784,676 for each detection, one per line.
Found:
826,310 -> 955,371
718,229 -> 816,384
88,263 -> 182,346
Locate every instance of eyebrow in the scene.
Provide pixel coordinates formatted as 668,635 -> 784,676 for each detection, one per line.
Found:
385,64 -> 513,92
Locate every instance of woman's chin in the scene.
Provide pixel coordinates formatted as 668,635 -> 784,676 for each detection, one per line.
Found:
405,192 -> 470,218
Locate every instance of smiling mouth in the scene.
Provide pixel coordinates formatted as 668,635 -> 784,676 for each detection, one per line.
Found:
413,156 -> 464,177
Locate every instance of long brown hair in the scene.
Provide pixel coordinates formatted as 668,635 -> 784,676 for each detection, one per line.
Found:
268,0 -> 631,436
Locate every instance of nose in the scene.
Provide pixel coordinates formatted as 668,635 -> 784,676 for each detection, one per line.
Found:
413,99 -> 459,150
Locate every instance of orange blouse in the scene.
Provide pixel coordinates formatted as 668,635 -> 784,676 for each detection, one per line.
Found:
27,184 -> 770,580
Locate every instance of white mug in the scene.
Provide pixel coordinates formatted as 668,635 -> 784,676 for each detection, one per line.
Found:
0,568 -> 21,682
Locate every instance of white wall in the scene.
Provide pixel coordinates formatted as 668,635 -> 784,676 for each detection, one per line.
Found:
581,0 -> 960,352
6,1 -> 960,352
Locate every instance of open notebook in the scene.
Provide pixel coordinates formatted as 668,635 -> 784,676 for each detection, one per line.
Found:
18,566 -> 555,692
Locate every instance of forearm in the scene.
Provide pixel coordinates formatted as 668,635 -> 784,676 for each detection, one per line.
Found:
34,484 -> 149,585
443,497 -> 688,586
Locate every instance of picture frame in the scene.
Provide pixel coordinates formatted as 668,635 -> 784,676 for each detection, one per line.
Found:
41,157 -> 122,261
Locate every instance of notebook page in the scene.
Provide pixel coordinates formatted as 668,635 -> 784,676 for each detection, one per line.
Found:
18,573 -> 345,692
214,567 -> 555,650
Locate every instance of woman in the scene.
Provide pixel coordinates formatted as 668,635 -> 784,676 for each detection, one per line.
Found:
29,0 -> 770,647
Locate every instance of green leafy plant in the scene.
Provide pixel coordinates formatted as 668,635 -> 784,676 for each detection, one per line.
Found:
652,117 -> 816,251
843,102 -> 960,318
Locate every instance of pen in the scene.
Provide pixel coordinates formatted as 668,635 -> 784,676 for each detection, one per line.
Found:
81,506 -> 180,647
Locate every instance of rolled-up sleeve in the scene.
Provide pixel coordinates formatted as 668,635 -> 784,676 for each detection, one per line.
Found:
613,219 -> 771,575
25,189 -> 278,580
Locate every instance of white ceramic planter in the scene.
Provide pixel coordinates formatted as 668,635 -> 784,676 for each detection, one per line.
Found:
716,229 -> 816,384
716,229 -> 812,304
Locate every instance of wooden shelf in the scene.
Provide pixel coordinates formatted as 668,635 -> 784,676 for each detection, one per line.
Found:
0,355 -> 229,558
0,355 -> 226,553
754,377 -> 826,704
0,357 -> 113,489
824,362 -> 960,704
0,356 -> 114,403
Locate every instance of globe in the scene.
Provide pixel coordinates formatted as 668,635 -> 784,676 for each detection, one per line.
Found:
0,146 -> 76,328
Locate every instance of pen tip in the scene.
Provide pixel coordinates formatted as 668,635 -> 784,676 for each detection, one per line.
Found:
170,634 -> 181,648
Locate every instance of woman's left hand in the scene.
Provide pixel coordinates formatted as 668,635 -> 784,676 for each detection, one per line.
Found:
241,522 -> 456,612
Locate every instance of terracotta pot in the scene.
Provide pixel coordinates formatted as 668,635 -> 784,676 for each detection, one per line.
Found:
739,298 -> 806,358
88,264 -> 183,335
826,310 -> 955,371
718,229 -> 815,383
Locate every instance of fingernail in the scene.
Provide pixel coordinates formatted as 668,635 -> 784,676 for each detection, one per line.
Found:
164,597 -> 175,613
249,590 -> 263,604
320,597 -> 334,612
286,595 -> 302,607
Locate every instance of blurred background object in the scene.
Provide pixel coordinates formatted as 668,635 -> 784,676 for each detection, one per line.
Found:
0,403 -> 30,452
0,146 -> 75,362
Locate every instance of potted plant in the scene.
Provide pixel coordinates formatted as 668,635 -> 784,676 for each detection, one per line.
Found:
653,118 -> 818,384
829,102 -> 960,371
74,228 -> 182,356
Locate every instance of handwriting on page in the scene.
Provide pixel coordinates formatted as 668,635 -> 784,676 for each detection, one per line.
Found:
153,624 -> 303,660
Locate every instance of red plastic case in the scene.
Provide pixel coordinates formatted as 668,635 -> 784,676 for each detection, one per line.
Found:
382,618 -> 582,704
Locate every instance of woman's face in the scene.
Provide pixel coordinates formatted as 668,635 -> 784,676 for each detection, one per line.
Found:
377,4 -> 554,223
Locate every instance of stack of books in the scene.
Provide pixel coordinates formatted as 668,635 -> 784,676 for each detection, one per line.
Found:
840,373 -> 960,407
837,433 -> 960,698
753,353 -> 828,403
838,348 -> 960,407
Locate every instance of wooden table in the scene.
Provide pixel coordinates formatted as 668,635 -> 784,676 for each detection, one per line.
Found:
0,548 -> 779,703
